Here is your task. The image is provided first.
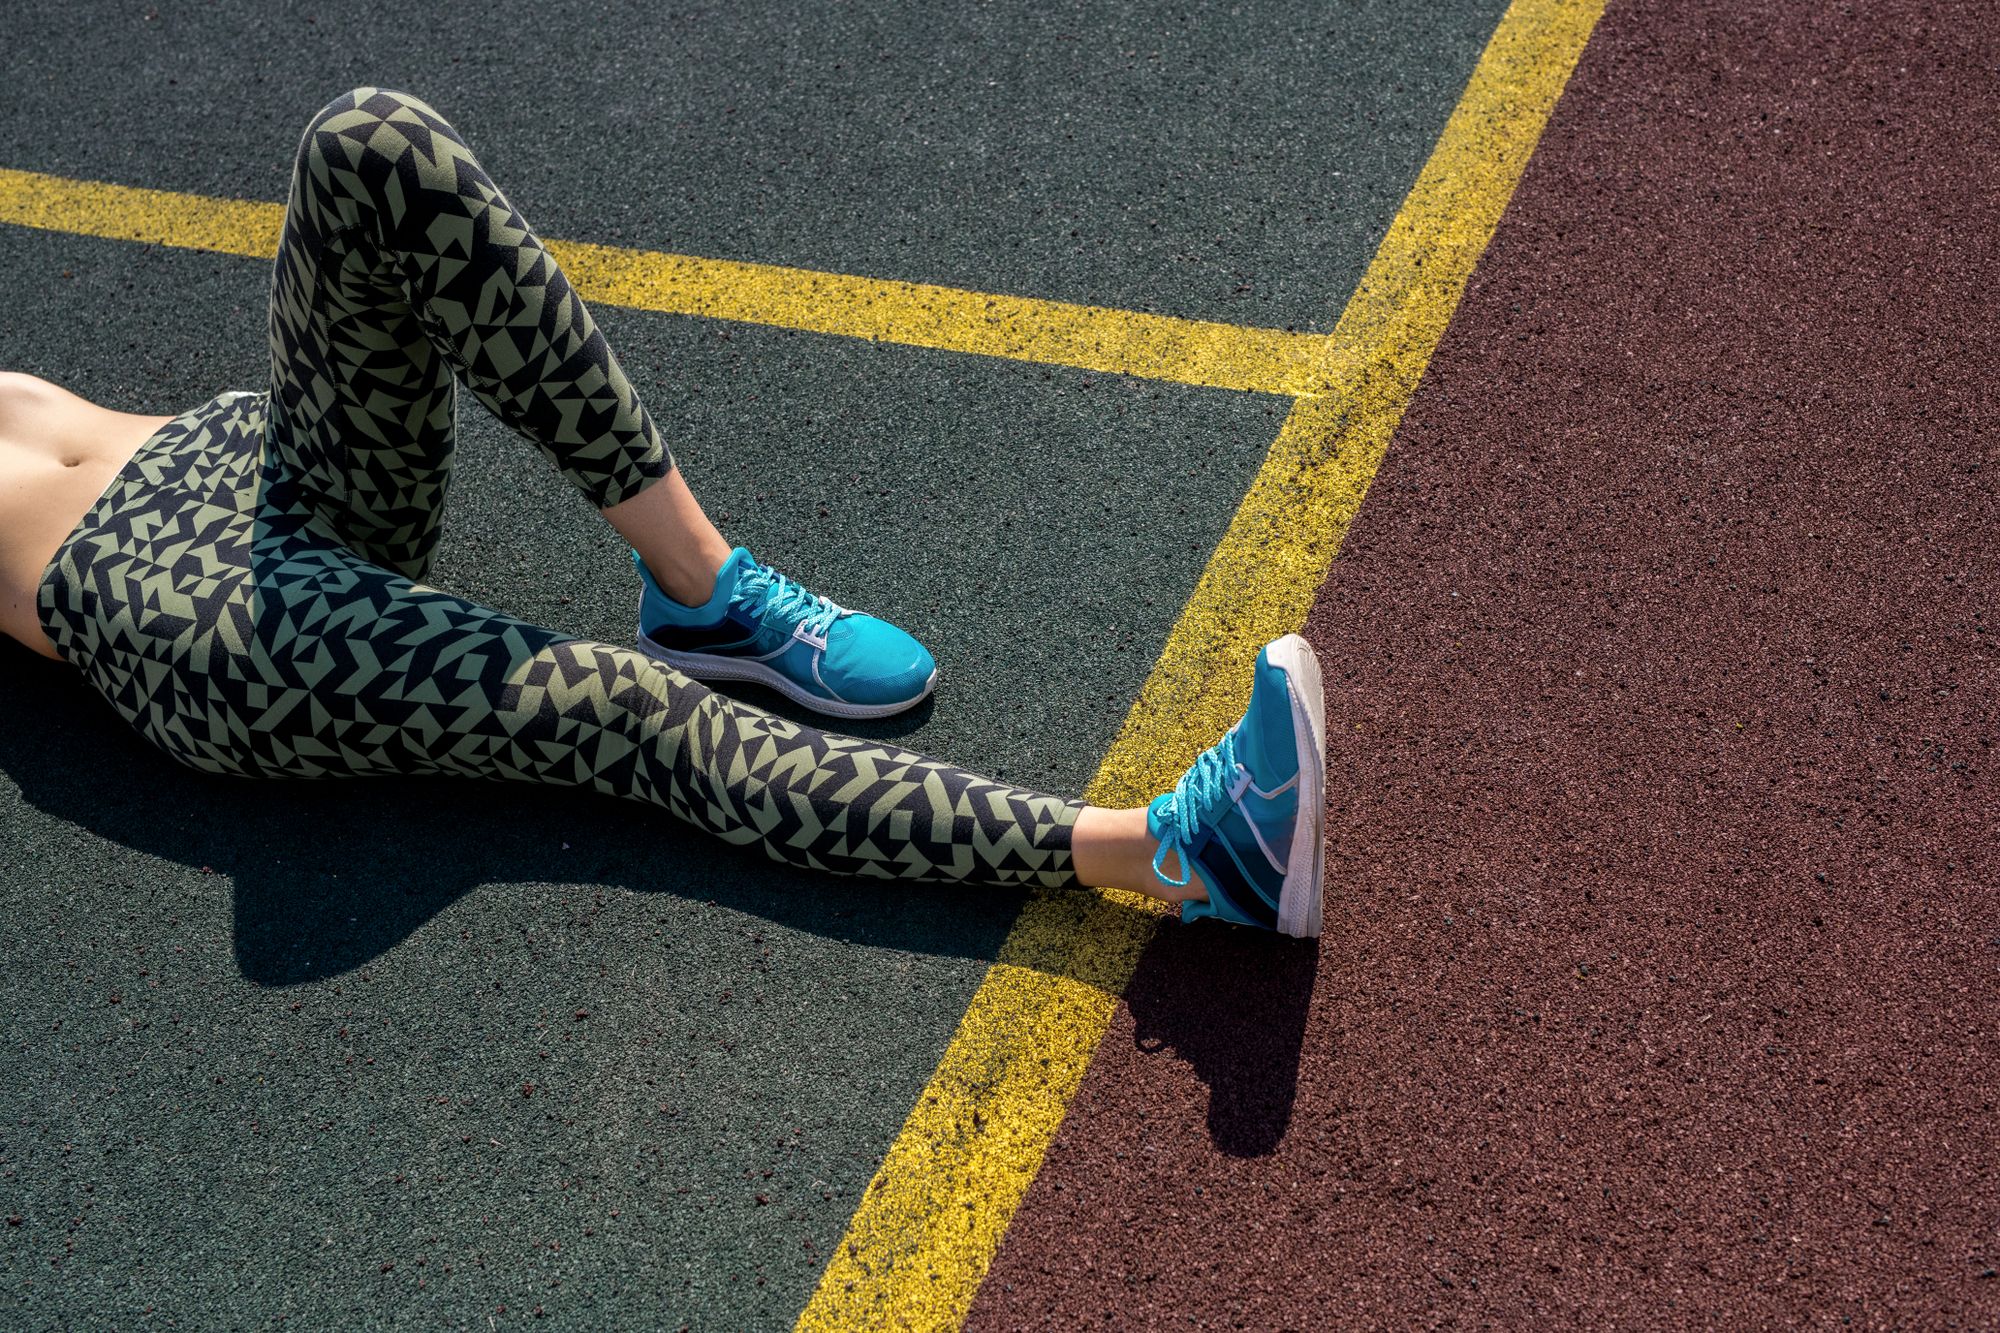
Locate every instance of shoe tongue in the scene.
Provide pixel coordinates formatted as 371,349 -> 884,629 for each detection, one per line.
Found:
1239,654 -> 1303,788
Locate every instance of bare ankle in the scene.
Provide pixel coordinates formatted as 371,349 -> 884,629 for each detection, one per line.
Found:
1071,805 -> 1207,904
601,468 -> 733,606
644,546 -> 728,607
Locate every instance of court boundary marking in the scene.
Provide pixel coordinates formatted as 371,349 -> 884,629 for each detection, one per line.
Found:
0,165 -> 1321,396
795,1 -> 1606,1327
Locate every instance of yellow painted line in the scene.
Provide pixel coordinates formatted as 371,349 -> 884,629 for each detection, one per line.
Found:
0,168 -> 286,258
0,165 -> 1321,396
547,240 -> 1323,394
794,2 -> 1608,1329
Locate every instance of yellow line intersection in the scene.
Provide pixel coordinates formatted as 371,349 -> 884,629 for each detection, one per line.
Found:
798,1 -> 1605,1327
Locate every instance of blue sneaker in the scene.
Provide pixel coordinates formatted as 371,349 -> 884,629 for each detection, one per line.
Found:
1149,634 -> 1328,938
632,546 -> 937,719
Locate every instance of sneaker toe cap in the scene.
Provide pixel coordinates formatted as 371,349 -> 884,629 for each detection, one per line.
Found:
822,616 -> 936,706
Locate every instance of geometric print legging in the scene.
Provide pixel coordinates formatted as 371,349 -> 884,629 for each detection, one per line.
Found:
35,87 -> 1081,891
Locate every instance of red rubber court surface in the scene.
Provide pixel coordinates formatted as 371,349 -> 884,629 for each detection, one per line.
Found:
975,0 -> 2000,1325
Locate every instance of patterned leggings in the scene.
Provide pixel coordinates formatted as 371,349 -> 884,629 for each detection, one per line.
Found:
35,87 -> 1081,890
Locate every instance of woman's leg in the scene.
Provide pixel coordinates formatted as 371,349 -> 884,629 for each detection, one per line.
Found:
231,86 -> 1293,910
235,87 -> 1131,895
267,85 -> 723,601
267,85 -> 938,720
250,534 -> 1090,890
42,390 -> 1160,898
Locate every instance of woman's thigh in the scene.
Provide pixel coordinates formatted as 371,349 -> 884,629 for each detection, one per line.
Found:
40,394 -> 1078,885
40,392 -> 683,785
266,93 -> 460,583
149,532 -> 706,787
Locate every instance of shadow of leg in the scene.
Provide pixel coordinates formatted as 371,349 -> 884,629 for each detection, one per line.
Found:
1123,921 -> 1320,1158
0,642 -> 1025,987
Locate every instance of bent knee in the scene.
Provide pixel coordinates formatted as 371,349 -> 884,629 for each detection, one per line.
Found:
307,85 -> 450,132
298,86 -> 463,173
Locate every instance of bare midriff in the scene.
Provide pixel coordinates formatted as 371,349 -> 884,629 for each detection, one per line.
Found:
0,376 -> 176,662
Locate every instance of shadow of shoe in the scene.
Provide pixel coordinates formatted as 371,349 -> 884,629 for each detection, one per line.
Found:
1122,918 -> 1320,1157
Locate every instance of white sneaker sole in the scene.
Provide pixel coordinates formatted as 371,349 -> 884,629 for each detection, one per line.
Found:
636,632 -> 939,720
1264,633 -> 1328,939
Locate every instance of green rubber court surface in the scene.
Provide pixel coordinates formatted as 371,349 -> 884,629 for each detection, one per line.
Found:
1,0 -> 1507,1326
12,1 -> 1998,1328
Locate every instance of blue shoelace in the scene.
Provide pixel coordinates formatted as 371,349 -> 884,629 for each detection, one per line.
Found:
1152,726 -> 1243,888
734,560 -> 845,639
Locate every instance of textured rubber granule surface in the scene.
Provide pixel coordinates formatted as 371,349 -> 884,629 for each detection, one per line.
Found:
974,1 -> 2000,1326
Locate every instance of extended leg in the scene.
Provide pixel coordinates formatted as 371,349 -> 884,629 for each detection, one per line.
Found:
42,396 -> 1114,896
249,536 -> 1079,889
